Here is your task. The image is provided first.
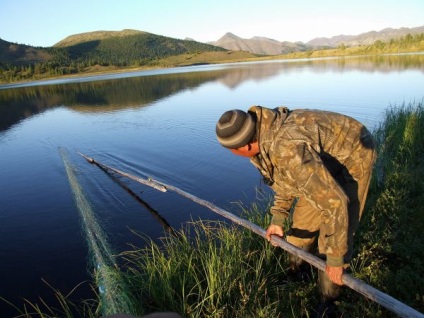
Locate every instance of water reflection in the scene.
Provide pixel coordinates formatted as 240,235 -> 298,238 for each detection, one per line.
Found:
0,72 -> 219,132
0,53 -> 423,132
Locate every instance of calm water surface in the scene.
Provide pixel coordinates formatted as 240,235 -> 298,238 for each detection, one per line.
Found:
0,54 -> 423,315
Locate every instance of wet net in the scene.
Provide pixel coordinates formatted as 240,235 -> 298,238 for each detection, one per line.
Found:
60,148 -> 136,316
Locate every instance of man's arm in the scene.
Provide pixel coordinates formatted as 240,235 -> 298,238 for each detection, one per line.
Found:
269,193 -> 294,226
326,265 -> 344,285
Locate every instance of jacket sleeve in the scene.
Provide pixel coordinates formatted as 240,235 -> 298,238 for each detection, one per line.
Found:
270,192 -> 294,226
274,142 -> 349,267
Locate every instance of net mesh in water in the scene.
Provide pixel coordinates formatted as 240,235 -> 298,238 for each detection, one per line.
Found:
60,148 -> 137,316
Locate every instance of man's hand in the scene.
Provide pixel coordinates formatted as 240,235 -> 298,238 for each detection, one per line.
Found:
265,224 -> 284,246
325,265 -> 344,285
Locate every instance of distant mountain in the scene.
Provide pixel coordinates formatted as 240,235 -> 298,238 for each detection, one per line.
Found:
211,26 -> 424,55
210,32 -> 307,55
306,25 -> 424,47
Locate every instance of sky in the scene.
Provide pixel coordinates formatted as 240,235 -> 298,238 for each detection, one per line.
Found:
1,0 -> 423,47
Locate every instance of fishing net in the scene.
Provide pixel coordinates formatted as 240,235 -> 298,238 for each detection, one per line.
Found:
60,148 -> 137,316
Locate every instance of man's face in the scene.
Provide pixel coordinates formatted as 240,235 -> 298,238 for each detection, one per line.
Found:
229,141 -> 259,157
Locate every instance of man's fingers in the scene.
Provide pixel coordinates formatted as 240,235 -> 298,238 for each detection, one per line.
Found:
266,225 -> 284,247
265,230 -> 272,241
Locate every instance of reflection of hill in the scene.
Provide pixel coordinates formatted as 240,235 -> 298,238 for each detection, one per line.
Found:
289,53 -> 424,73
309,54 -> 424,73
0,71 -> 224,131
217,62 -> 282,88
1,54 -> 422,132
217,54 -> 424,88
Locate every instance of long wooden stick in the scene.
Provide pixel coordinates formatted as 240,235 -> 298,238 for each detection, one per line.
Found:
79,153 -> 424,318
78,152 -> 167,193
79,153 -> 175,235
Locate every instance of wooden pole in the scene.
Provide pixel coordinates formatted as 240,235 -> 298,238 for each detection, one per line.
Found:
78,152 -> 167,193
79,153 -> 424,318
78,152 -> 174,235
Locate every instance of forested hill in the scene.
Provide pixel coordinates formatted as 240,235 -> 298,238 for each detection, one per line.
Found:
0,30 -> 230,82
1,30 -> 227,67
51,29 -> 227,65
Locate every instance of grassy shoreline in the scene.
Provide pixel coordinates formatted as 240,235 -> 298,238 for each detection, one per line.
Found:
4,100 -> 423,317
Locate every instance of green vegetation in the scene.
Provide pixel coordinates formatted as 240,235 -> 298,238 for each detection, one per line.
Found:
3,101 -> 423,317
353,100 -> 424,309
278,32 -> 424,60
0,32 -> 423,84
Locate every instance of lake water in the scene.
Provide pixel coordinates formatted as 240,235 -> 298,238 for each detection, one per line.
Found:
0,53 -> 423,316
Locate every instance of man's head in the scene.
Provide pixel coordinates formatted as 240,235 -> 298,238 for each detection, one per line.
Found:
216,109 -> 259,157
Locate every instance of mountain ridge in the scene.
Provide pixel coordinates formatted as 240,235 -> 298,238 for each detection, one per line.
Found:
210,25 -> 424,55
209,32 -> 308,55
306,25 -> 424,48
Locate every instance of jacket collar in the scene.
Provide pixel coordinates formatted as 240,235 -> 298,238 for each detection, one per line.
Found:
247,106 -> 290,184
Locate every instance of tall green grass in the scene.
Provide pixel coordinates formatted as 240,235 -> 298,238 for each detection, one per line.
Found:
352,100 -> 424,313
120,210 -> 378,317
121,208 -> 315,317
3,100 -> 424,317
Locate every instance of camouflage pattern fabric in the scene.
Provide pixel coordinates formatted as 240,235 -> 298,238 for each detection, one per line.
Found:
249,106 -> 376,266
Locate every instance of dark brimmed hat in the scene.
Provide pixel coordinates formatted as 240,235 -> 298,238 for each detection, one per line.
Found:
216,109 -> 256,149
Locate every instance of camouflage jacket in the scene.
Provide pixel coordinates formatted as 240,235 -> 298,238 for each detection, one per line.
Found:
248,106 -> 374,264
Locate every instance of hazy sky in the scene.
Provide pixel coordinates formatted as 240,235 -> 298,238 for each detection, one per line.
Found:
1,0 -> 423,47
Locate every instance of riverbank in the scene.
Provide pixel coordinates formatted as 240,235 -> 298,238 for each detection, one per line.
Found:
1,36 -> 423,86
